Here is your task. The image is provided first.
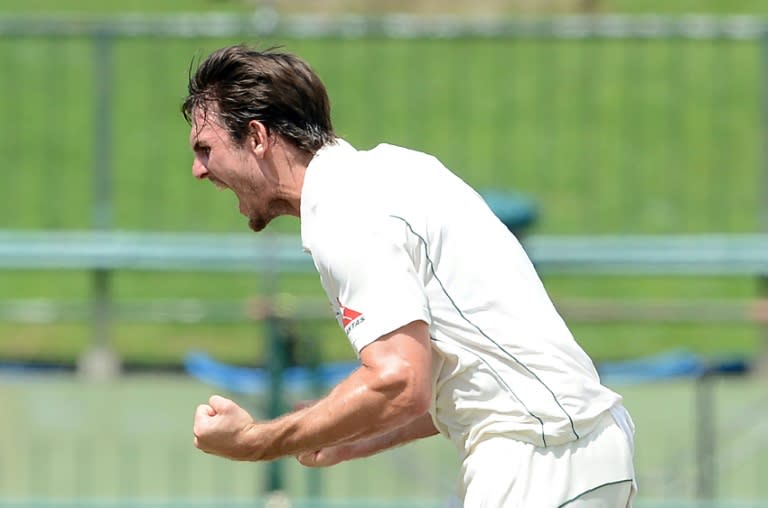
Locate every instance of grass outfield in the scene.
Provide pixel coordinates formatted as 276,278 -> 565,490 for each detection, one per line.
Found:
0,14 -> 764,366
1,37 -> 760,233
0,373 -> 765,501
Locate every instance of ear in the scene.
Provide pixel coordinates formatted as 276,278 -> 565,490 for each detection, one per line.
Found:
247,120 -> 270,158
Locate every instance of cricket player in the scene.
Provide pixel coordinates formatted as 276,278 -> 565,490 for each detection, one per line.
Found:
185,44 -> 636,507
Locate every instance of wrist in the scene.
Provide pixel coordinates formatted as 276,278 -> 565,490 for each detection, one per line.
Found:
237,422 -> 266,461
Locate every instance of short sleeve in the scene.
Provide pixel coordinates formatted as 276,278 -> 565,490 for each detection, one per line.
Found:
312,215 -> 431,354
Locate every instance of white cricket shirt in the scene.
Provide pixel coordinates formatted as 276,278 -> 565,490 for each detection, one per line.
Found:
300,139 -> 622,453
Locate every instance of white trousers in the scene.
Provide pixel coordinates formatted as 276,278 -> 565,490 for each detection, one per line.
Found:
458,405 -> 636,507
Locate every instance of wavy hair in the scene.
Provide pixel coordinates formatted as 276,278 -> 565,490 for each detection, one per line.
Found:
182,44 -> 335,153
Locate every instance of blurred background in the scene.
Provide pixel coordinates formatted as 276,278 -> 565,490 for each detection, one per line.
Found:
1,0 -> 767,507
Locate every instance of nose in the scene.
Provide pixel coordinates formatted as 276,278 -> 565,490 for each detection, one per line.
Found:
192,157 -> 209,180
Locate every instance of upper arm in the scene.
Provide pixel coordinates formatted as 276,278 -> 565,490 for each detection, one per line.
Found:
358,319 -> 433,415
312,214 -> 431,354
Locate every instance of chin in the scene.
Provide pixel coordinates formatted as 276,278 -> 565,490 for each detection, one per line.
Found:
248,216 -> 267,232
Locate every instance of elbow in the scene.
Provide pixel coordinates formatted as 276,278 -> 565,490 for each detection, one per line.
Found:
406,389 -> 432,419
405,374 -> 432,417
374,364 -> 432,420
398,380 -> 431,420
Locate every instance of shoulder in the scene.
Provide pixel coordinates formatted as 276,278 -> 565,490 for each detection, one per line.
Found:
367,143 -> 442,168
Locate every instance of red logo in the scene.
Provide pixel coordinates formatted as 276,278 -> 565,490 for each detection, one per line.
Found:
337,299 -> 364,330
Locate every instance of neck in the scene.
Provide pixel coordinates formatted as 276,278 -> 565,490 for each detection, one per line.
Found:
271,139 -> 313,217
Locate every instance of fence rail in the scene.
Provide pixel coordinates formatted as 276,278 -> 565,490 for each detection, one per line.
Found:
0,13 -> 766,39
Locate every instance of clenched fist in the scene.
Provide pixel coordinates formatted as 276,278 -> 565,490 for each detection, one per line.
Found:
193,395 -> 258,460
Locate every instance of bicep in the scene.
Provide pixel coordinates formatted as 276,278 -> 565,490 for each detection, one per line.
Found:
360,320 -> 431,368
359,320 -> 433,412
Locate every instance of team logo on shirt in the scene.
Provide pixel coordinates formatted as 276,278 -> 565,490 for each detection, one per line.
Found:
336,298 -> 365,332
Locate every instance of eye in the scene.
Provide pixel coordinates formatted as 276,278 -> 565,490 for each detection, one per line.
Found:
194,143 -> 211,158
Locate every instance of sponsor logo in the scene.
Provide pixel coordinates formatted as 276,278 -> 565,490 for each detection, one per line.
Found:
337,298 -> 365,332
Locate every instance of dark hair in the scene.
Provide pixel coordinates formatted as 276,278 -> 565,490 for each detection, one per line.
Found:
182,44 -> 335,153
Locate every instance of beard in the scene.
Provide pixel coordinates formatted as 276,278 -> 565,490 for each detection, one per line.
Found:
243,201 -> 270,232
247,199 -> 295,232
247,206 -> 279,232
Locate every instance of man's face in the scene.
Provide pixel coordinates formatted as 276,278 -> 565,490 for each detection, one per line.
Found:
189,108 -> 274,232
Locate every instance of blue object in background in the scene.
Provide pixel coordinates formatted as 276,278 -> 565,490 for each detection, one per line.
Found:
597,348 -> 750,385
184,350 -> 356,395
481,190 -> 539,238
185,348 -> 750,395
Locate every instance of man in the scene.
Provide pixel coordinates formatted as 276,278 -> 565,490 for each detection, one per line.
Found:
184,44 -> 636,507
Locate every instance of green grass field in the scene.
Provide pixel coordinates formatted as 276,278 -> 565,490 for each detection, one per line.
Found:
0,4 -> 766,366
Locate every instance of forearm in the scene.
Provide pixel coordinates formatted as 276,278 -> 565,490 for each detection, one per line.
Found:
333,411 -> 439,461
244,361 -> 430,461
195,321 -> 434,463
